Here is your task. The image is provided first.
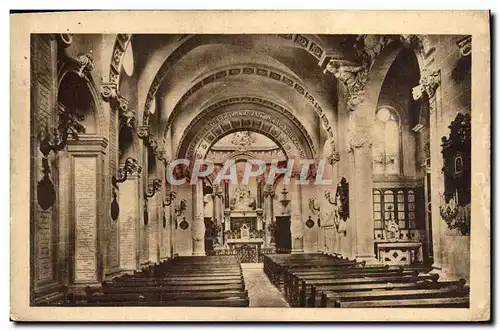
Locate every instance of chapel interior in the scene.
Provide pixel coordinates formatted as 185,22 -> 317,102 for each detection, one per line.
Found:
30,33 -> 472,307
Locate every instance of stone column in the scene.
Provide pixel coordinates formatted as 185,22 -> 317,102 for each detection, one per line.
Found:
212,185 -> 223,246
412,70 -> 442,272
346,109 -> 380,265
192,178 -> 206,256
349,143 -> 379,265
66,137 -> 108,288
263,187 -> 274,247
291,182 -> 304,253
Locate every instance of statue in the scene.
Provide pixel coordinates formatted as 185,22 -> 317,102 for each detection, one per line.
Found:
231,185 -> 256,210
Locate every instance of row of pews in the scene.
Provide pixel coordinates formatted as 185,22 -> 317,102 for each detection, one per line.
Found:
263,253 -> 470,308
62,256 -> 249,307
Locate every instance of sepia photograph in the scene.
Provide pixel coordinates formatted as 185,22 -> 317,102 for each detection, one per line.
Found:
10,10 -> 490,322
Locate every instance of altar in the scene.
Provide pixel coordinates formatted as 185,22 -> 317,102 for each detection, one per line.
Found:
375,240 -> 423,265
374,216 -> 423,265
218,185 -> 266,263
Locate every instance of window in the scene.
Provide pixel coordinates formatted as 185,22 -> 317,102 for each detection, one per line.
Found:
373,107 -> 401,175
373,188 -> 422,230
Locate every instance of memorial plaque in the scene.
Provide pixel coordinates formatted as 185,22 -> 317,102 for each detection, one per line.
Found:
140,226 -> 149,263
148,212 -> 158,261
74,157 -> 98,282
119,215 -> 135,270
108,220 -> 119,268
36,208 -> 53,282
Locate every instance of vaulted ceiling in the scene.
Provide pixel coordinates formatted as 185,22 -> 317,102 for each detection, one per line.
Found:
129,34 -> 361,159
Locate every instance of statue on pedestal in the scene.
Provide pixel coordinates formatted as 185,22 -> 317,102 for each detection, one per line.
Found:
230,185 -> 256,210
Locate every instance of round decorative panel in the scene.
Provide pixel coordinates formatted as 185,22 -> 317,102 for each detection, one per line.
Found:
305,217 -> 315,229
179,219 -> 189,230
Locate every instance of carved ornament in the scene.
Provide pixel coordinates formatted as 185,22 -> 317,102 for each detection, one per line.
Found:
456,36 -> 472,57
412,69 -> 441,101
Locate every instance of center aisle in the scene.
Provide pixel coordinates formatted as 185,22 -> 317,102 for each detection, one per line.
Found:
240,263 -> 289,307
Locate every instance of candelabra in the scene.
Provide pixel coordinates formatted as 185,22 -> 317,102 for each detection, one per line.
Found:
279,185 -> 291,214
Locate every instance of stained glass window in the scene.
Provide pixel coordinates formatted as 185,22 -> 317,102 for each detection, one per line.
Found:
373,107 -> 400,175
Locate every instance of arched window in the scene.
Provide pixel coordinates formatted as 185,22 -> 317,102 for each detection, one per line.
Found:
373,107 -> 401,176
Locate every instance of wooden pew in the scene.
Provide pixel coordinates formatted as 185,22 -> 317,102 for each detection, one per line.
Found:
332,297 -> 469,308
284,269 -> 418,306
320,285 -> 469,307
79,255 -> 250,307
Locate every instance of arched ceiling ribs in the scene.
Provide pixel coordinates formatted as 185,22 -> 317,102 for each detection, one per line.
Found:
163,64 -> 334,139
100,34 -> 134,127
108,34 -> 133,87
140,34 -> 335,139
174,96 -> 317,160
179,111 -> 303,162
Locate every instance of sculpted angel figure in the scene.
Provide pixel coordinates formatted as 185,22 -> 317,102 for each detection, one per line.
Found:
324,59 -> 365,91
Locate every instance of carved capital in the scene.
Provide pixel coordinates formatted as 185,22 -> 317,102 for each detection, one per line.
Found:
70,50 -> 95,79
399,34 -> 424,53
324,58 -> 368,111
456,36 -> 472,57
137,125 -> 149,139
156,147 -> 170,165
148,134 -> 159,153
101,82 -> 118,101
412,69 -> 441,100
120,108 -> 135,129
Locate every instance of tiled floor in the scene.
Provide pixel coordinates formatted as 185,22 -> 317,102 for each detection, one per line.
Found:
241,263 -> 289,307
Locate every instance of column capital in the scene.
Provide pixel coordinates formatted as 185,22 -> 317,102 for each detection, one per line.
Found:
136,125 -> 149,139
324,58 -> 368,111
100,81 -> 118,101
412,69 -> 441,100
456,36 -> 472,57
156,146 -> 170,165
101,81 -> 135,128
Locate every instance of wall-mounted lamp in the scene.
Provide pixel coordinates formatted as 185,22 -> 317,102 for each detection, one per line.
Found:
163,191 -> 177,207
324,189 -> 336,205
144,179 -> 162,199
112,157 -> 141,189
174,199 -> 187,217
39,107 -> 86,157
37,105 -> 86,211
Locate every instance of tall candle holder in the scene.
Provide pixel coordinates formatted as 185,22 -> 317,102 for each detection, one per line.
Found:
279,185 -> 291,214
